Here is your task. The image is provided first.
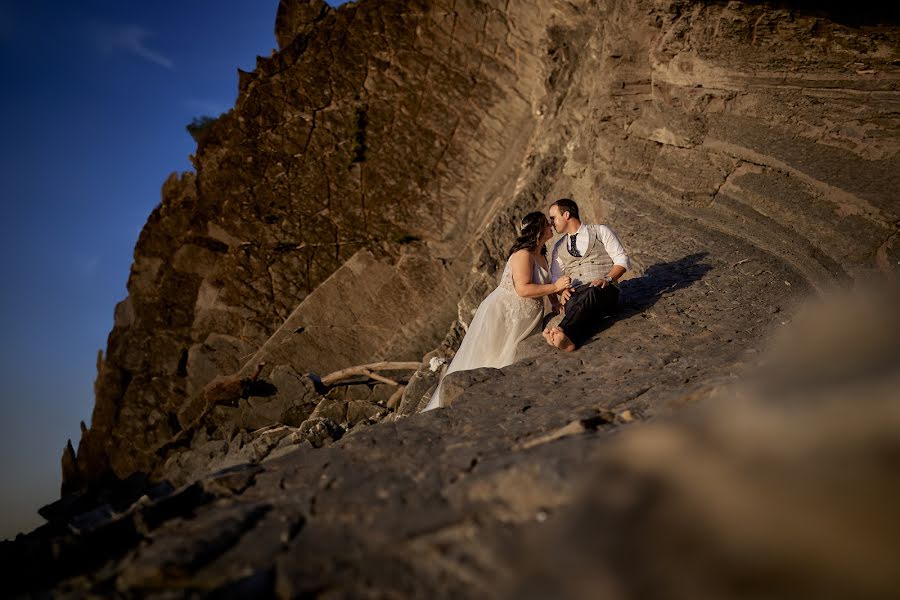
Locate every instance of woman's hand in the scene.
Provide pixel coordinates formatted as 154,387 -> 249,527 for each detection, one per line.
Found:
553,276 -> 571,293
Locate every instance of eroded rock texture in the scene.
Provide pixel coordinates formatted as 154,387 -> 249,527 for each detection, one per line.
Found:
74,0 -> 560,486
12,286 -> 900,597
35,0 -> 899,595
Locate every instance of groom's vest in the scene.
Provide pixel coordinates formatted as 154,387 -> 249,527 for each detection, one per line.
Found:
554,225 -> 615,287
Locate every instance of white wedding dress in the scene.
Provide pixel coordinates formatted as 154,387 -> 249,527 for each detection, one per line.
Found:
423,258 -> 549,411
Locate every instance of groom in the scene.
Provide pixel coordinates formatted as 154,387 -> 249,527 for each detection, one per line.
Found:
543,198 -> 630,352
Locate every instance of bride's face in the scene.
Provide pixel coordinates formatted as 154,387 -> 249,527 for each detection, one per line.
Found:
540,219 -> 553,243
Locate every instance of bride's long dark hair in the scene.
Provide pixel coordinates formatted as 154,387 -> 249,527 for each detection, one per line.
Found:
508,211 -> 548,258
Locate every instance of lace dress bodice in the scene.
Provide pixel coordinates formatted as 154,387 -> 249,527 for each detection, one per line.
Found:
495,260 -> 548,322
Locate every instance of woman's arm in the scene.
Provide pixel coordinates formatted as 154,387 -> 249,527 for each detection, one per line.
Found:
510,250 -> 570,299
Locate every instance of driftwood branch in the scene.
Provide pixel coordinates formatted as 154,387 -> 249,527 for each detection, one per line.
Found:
516,420 -> 588,451
320,361 -> 423,386
514,409 -> 630,451
361,369 -> 399,386
386,385 -> 406,409
251,362 -> 266,381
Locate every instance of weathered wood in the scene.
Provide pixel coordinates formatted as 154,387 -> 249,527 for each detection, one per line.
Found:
320,362 -> 423,386
251,362 -> 266,381
361,369 -> 399,386
386,385 -> 406,409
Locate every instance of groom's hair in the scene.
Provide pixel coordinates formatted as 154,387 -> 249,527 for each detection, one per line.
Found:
551,198 -> 580,221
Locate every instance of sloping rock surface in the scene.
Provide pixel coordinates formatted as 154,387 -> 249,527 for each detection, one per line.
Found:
26,0 -> 900,596
9,284 -> 900,597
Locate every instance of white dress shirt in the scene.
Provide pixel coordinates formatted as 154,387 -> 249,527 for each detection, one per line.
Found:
549,223 -> 630,283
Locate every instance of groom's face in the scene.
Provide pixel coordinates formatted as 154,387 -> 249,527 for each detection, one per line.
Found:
549,206 -> 566,233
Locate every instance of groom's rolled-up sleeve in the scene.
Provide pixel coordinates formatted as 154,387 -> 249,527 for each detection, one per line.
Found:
598,225 -> 630,270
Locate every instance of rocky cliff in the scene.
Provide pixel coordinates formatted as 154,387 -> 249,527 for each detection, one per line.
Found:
11,0 -> 898,596
68,0 -> 565,488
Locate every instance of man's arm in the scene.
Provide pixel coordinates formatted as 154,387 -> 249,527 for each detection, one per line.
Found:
589,225 -> 630,288
598,225 -> 630,272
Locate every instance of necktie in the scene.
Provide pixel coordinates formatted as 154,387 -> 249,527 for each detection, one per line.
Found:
568,234 -> 581,257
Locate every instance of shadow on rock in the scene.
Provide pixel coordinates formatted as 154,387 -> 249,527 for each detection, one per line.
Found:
618,252 -> 712,312
544,252 -> 712,340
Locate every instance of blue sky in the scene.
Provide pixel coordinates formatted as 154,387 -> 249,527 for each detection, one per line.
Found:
0,0 -> 348,540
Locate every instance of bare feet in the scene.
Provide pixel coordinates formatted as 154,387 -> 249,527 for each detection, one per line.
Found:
547,326 -> 577,352
542,327 -> 555,346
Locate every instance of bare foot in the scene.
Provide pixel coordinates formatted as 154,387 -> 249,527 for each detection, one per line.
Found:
542,328 -> 555,346
549,327 -> 577,352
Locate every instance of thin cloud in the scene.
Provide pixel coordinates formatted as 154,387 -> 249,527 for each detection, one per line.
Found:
184,99 -> 229,117
88,22 -> 174,70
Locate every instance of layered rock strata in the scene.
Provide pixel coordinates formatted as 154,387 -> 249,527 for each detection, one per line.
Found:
61,0 -> 899,568
70,0 -> 558,487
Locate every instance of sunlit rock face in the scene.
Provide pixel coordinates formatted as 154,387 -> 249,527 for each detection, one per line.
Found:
72,0 -> 555,486
67,0 -> 898,504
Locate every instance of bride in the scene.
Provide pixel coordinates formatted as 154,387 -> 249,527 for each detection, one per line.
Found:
423,212 -> 571,411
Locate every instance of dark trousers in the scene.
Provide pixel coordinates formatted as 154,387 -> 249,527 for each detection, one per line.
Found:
558,284 -> 620,348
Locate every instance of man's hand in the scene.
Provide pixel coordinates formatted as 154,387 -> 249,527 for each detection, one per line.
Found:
560,287 -> 573,305
590,276 -> 616,289
550,299 -> 563,315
